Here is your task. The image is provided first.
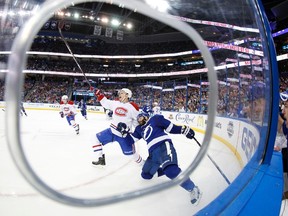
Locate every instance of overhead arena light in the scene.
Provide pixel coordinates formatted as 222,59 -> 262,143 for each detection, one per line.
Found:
74,13 -> 79,18
101,17 -> 109,23
111,19 -> 120,26
126,23 -> 132,29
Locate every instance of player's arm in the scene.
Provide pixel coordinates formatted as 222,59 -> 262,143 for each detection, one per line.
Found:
130,126 -> 142,142
59,104 -> 64,118
155,115 -> 195,139
94,89 -> 105,101
59,111 -> 64,118
94,89 -> 114,110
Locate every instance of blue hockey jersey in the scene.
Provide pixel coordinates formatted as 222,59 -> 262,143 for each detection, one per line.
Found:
131,114 -> 183,153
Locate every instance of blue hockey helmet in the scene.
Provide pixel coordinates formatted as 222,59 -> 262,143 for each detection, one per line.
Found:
137,105 -> 153,122
142,105 -> 153,116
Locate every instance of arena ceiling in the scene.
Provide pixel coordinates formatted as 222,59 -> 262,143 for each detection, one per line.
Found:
34,0 -> 288,49
40,1 -> 263,43
31,1 -> 288,74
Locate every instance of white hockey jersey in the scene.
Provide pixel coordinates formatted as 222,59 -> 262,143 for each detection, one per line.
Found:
99,97 -> 139,136
152,106 -> 161,115
60,101 -> 77,116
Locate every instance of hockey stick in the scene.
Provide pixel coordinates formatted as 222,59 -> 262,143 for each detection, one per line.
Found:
110,123 -> 117,129
193,137 -> 231,185
58,21 -> 92,89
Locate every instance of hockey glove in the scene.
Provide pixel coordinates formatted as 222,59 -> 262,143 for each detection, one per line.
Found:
95,89 -> 101,97
69,111 -> 74,116
94,89 -> 104,101
116,122 -> 130,137
181,125 -> 195,139
59,111 -> 64,118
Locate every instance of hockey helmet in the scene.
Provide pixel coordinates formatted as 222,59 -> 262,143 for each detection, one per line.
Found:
121,88 -> 132,98
62,95 -> 68,101
137,106 -> 153,125
137,105 -> 153,118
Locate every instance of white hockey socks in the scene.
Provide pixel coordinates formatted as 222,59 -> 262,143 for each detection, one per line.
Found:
132,153 -> 144,166
92,143 -> 103,158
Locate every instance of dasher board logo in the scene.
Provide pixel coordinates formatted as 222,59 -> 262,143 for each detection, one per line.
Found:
49,104 -> 60,108
88,106 -> 101,111
227,121 -> 234,137
175,113 -> 195,124
168,114 -> 174,119
197,116 -> 205,127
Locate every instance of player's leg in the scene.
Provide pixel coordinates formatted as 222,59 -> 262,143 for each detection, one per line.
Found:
161,141 -> 201,205
91,128 -> 113,166
68,115 -> 79,134
116,134 -> 144,165
83,109 -> 87,119
141,153 -> 161,179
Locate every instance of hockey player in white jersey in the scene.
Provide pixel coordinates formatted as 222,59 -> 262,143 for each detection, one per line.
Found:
152,102 -> 161,115
59,95 -> 80,135
91,88 -> 143,166
117,105 -> 201,205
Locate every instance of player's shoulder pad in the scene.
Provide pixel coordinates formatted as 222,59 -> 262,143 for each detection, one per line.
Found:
68,101 -> 74,105
129,102 -> 139,111
153,114 -> 165,121
153,114 -> 161,118
60,101 -> 64,105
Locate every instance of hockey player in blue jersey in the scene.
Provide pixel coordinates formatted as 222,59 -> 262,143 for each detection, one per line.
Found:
78,99 -> 88,120
116,106 -> 202,205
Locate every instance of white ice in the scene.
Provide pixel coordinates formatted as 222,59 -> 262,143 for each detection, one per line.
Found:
0,109 -> 242,216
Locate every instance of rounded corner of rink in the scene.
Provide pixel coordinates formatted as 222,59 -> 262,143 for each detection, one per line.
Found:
0,102 -> 283,215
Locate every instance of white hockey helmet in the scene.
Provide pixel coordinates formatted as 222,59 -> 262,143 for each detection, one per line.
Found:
153,102 -> 158,106
62,95 -> 68,101
121,88 -> 132,98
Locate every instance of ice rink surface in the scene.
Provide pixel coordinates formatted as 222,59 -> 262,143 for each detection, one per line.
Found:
0,109 -> 244,216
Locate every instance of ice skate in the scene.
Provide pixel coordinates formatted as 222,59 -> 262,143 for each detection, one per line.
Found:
190,186 -> 201,205
92,154 -> 106,166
